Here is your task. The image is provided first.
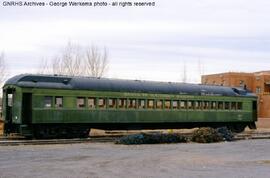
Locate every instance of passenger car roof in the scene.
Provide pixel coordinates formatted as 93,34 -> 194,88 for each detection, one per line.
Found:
4,74 -> 256,97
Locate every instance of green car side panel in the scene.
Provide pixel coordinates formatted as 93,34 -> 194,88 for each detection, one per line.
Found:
3,86 -> 256,125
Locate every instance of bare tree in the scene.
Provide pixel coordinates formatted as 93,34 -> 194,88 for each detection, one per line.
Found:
197,58 -> 205,76
38,42 -> 109,77
85,45 -> 108,77
0,52 -> 8,87
38,57 -> 51,74
55,42 -> 84,76
181,60 -> 187,83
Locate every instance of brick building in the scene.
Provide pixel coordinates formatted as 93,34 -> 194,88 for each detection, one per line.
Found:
202,71 -> 270,118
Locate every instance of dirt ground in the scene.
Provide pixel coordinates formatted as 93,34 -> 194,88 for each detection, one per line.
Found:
0,119 -> 269,178
0,120 -> 3,135
0,139 -> 270,178
256,118 -> 270,128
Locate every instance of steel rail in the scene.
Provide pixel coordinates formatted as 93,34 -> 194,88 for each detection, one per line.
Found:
0,131 -> 270,146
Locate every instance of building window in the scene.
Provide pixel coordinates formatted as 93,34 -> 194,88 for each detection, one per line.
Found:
239,80 -> 245,88
55,96 -> 63,108
88,97 -> 96,108
77,97 -> 85,108
44,96 -> 52,108
156,100 -> 163,109
222,80 -> 226,86
256,87 -> 261,94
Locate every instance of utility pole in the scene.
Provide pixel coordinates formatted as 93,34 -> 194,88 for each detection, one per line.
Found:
181,60 -> 187,83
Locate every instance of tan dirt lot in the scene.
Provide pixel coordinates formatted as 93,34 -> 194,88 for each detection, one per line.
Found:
0,120 -> 3,135
256,118 -> 270,128
0,139 -> 270,178
0,119 -> 269,178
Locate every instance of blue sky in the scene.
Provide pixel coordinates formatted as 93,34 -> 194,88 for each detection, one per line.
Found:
1,0 -> 270,83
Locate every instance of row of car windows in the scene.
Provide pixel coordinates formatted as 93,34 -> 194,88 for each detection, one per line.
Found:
44,96 -> 243,110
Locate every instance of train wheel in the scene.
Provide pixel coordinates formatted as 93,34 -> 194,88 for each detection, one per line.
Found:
79,128 -> 91,138
228,124 -> 246,133
33,125 -> 44,139
33,125 -> 90,139
33,126 -> 61,139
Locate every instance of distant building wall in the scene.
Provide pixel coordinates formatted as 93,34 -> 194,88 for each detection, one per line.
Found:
202,71 -> 270,118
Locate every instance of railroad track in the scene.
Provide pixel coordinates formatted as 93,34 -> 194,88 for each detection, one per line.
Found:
0,136 -> 121,146
0,130 -> 270,146
234,130 -> 270,140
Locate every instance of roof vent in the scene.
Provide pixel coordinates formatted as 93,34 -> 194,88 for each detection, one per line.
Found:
232,88 -> 241,95
62,79 -> 69,85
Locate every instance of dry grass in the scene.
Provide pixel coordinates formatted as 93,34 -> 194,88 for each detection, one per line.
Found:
191,127 -> 223,143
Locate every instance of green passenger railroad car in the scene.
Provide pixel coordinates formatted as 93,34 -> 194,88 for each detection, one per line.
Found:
2,74 -> 257,138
